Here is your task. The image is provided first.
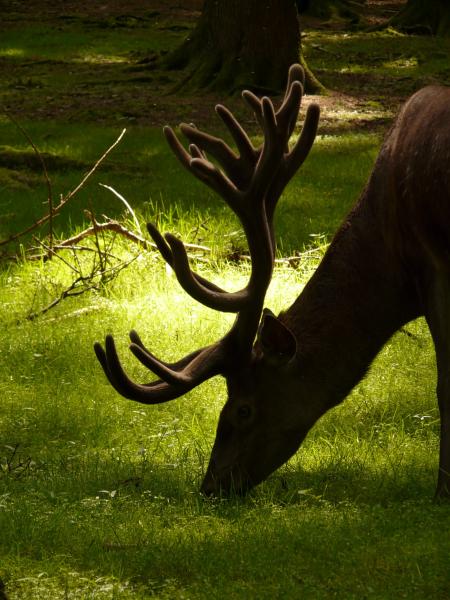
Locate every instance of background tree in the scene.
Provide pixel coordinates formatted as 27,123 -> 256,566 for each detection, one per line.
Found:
390,0 -> 450,36
164,0 -> 323,94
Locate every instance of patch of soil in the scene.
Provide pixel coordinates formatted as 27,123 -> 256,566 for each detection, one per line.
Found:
364,0 -> 407,27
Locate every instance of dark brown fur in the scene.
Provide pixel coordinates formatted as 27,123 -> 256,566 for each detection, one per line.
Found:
95,74 -> 450,499
202,86 -> 450,497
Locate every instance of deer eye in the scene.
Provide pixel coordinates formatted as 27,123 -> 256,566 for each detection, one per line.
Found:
237,405 -> 252,419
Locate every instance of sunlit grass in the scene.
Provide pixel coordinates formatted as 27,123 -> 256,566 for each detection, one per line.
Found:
75,53 -> 130,64
0,47 -> 25,58
0,243 -> 447,598
383,56 -> 419,70
305,28 -> 450,93
0,22 -> 182,63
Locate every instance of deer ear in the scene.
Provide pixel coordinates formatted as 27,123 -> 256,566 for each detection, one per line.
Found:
258,309 -> 297,366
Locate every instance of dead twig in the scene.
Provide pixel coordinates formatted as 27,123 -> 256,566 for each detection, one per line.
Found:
53,217 -> 211,255
24,209 -> 213,320
26,254 -> 138,321
1,106 -> 55,251
99,183 -> 142,235
0,128 -> 127,248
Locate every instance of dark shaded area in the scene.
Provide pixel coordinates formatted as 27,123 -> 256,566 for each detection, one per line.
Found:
0,147 -> 86,172
297,0 -> 366,21
390,0 -> 450,36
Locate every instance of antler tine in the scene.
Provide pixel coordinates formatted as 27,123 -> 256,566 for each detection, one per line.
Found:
215,104 -> 257,167
128,338 -> 228,386
179,124 -> 239,179
279,64 -> 305,137
95,335 -> 229,404
94,338 -> 183,403
129,329 -> 203,370
146,222 -> 226,295
163,233 -> 248,311
129,343 -> 194,386
265,101 -> 320,227
180,107 -> 258,189
129,329 -> 215,384
163,125 -> 193,171
146,221 -> 173,264
287,62 -> 305,89
148,217 -> 251,311
285,102 -> 321,179
248,96 -> 284,206
277,80 -> 303,141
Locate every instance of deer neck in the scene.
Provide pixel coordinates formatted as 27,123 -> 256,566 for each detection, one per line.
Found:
281,188 -> 421,411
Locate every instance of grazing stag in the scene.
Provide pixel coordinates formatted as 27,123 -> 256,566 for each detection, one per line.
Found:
95,64 -> 450,498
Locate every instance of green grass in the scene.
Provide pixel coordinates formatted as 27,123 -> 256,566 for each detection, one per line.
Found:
305,28 -> 450,97
1,3 -> 449,598
0,13 -> 184,61
0,118 -> 379,252
0,251 -> 446,599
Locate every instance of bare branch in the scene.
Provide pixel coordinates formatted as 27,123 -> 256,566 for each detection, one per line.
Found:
1,106 -> 55,251
98,183 -> 142,235
55,219 -> 210,255
0,128 -> 127,248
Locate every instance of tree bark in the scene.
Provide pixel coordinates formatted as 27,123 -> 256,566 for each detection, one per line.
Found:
164,0 -> 324,94
390,0 -> 450,36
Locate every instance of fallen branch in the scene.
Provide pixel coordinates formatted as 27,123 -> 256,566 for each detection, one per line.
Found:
23,211 -> 213,320
54,217 -> 211,255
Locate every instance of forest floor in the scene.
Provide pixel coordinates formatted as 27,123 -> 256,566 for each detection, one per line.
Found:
1,0 -> 449,244
2,0 -> 445,135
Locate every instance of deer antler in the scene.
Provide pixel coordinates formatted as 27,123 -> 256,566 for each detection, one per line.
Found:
94,64 -> 320,404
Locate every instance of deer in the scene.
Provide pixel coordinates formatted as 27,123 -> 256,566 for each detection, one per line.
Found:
94,64 -> 450,499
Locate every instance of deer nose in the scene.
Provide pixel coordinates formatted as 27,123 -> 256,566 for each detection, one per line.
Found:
201,470 -> 252,496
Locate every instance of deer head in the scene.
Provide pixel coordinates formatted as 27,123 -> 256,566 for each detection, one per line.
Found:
94,64 -> 320,494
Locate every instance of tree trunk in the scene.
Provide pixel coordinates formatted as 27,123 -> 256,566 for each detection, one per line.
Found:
164,0 -> 324,94
390,0 -> 450,36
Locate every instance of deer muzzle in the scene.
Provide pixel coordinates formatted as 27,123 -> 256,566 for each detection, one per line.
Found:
200,464 -> 253,496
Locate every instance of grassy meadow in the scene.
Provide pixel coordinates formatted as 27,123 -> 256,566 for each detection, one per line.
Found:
1,2 -> 450,598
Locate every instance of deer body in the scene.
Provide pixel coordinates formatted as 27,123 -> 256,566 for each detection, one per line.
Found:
95,71 -> 450,498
